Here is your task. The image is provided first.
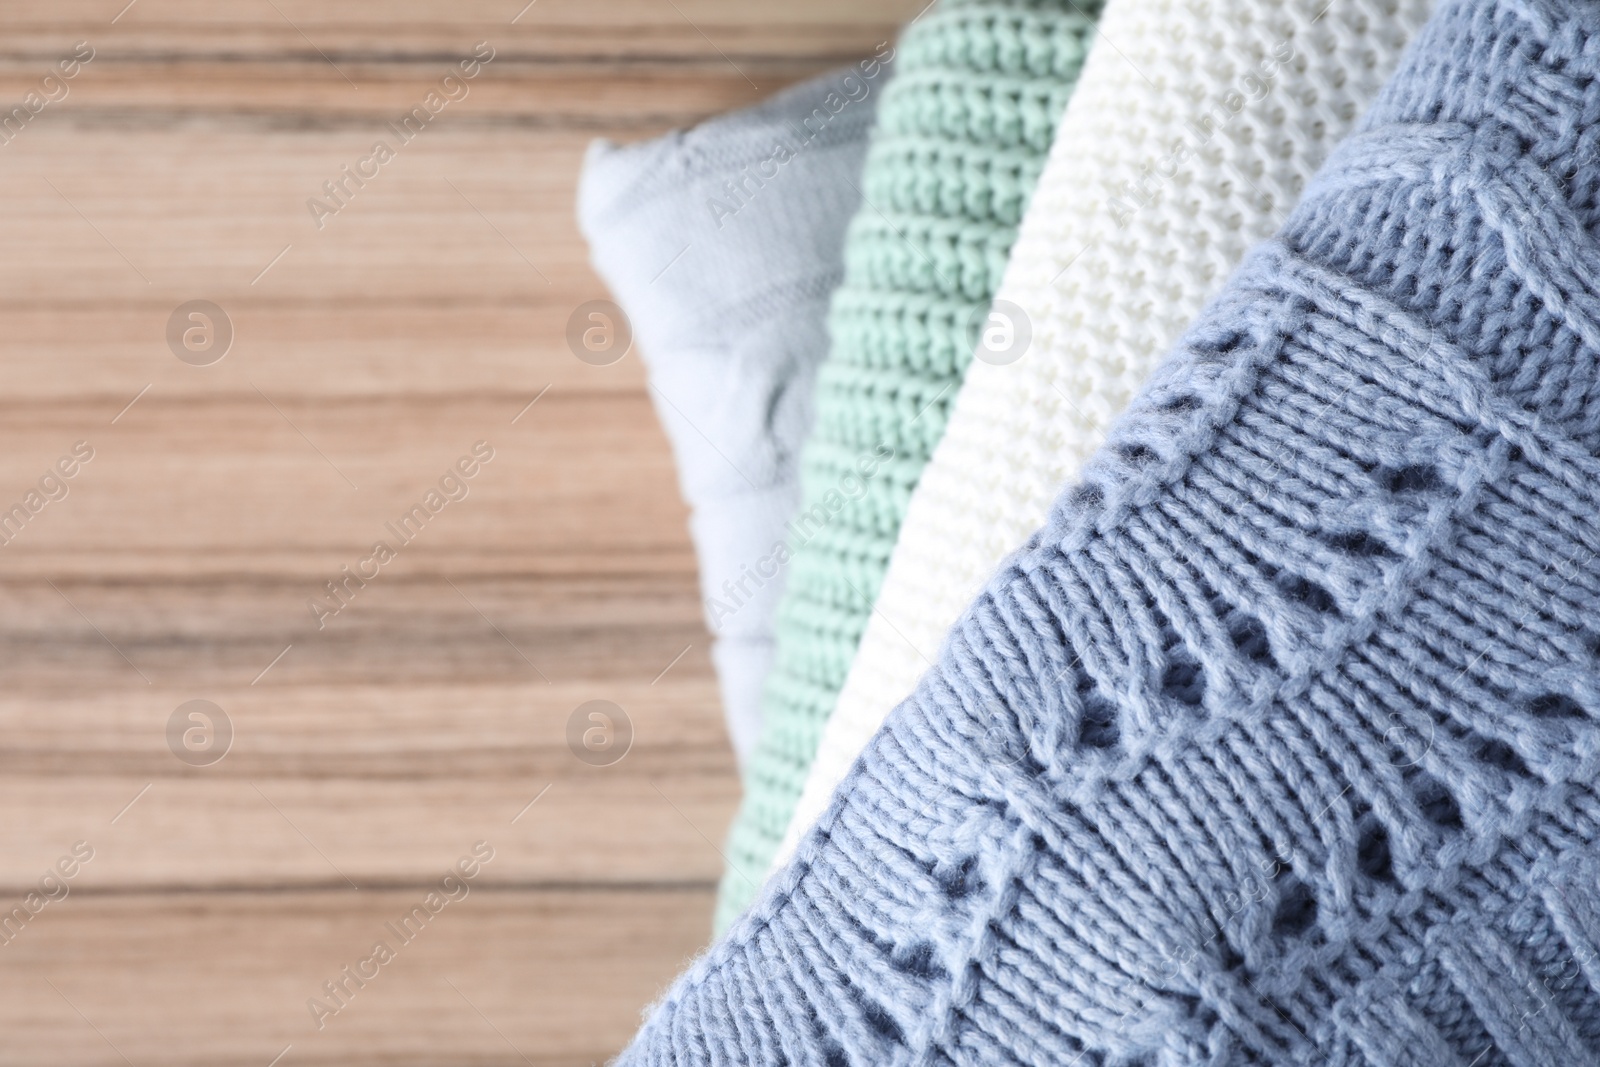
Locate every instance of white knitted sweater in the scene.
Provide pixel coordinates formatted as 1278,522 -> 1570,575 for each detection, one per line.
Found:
774,0 -> 1432,868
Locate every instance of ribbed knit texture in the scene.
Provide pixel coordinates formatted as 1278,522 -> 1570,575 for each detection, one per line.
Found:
577,67 -> 882,766
621,0 -> 1600,1062
716,0 -> 1102,931
776,0 -> 1432,869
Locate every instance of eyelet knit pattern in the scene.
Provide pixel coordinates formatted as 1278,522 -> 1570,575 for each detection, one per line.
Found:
621,0 -> 1600,1062
776,0 -> 1433,871
716,0 -> 1103,931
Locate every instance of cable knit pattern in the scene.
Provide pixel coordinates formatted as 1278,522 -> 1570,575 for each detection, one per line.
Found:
620,1 -> 1600,1062
777,0 -> 1433,869
717,0 -> 1102,930
577,67 -> 882,766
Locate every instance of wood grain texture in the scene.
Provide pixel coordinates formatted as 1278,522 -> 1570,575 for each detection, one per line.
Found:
0,1 -> 923,1063
2,888 -> 713,1067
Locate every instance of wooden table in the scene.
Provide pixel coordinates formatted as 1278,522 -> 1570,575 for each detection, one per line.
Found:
0,2 -> 918,1062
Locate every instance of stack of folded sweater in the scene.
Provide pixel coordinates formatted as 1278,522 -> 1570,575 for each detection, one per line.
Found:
580,0 -> 1600,1060
775,0 -> 1433,868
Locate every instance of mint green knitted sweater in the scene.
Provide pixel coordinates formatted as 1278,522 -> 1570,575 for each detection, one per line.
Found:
717,0 -> 1102,931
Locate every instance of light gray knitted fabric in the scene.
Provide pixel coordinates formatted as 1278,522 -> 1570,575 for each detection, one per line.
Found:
578,63 -> 888,763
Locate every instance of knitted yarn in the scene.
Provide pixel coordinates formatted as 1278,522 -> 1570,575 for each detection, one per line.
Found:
776,0 -> 1432,869
716,0 -> 1103,931
577,66 -> 883,764
620,0 -> 1600,1062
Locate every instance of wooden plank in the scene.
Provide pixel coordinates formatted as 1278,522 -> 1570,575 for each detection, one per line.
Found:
0,888 -> 711,1066
0,771 -> 736,889
0,300 -> 651,404
0,127 -> 829,394
0,575 -> 714,680
0,394 -> 698,574
0,2 -> 917,60
0,129 -> 613,303
0,1 -> 919,133
0,575 -> 738,888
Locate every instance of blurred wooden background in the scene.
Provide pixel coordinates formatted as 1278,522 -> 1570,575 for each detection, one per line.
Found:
0,2 -> 919,1063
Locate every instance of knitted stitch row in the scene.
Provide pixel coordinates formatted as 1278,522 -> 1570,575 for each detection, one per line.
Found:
775,0 -> 1432,868
623,0 -> 1600,1061
716,0 -> 1103,930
